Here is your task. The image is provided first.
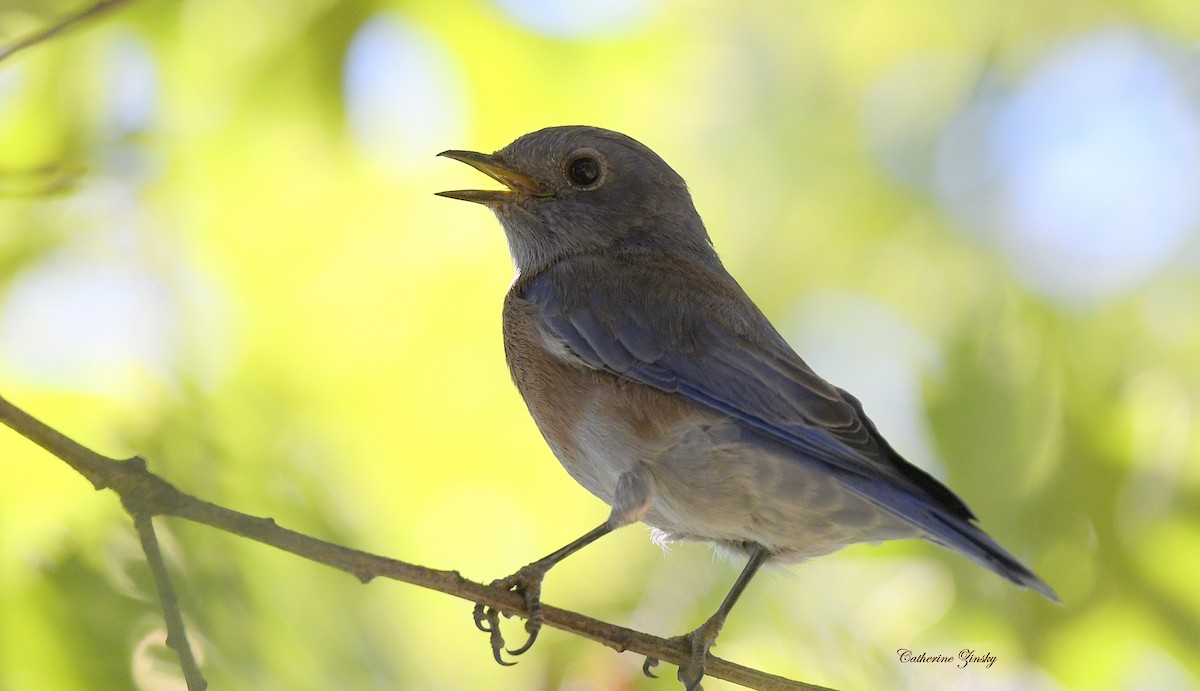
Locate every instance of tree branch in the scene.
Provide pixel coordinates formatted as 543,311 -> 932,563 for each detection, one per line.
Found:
132,512 -> 207,691
0,0 -> 138,66
0,392 -> 835,691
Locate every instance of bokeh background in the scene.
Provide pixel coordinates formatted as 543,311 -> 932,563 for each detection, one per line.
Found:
2,1 -> 1199,689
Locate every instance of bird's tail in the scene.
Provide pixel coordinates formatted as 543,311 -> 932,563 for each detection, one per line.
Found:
925,512 -> 1060,603
840,474 -> 1060,603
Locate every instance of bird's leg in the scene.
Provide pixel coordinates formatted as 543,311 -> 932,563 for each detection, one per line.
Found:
474,521 -> 612,662
644,545 -> 769,690
476,467 -> 654,664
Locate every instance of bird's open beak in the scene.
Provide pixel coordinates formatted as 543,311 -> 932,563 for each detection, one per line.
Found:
436,150 -> 548,204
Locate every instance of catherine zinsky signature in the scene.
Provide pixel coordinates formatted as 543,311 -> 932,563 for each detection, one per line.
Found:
896,648 -> 997,669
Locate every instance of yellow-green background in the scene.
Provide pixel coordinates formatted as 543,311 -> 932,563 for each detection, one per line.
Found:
2,1 -> 1198,689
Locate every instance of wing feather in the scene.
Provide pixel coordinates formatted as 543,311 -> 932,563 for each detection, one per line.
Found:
519,254 -> 973,522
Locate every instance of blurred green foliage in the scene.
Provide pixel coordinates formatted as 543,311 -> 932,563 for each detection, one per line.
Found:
1,1 -> 1198,690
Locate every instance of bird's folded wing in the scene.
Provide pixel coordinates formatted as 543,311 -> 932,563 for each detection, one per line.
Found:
519,254 -> 972,520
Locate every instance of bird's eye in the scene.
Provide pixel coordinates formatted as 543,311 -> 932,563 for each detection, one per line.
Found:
565,154 -> 603,189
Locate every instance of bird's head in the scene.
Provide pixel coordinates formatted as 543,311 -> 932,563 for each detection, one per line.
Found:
439,126 -> 716,274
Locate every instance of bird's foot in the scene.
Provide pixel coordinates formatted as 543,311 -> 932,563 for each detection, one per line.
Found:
640,618 -> 723,690
678,618 -> 721,691
473,562 -> 550,665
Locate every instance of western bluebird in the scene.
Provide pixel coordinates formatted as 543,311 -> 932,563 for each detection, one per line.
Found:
438,126 -> 1057,689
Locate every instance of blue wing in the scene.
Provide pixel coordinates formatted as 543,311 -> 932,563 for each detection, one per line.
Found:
520,254 -> 973,519
517,254 -> 1058,601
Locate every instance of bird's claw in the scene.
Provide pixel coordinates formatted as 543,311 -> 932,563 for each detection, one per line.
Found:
474,564 -> 549,665
471,601 -> 516,666
642,628 -> 716,689
674,619 -> 722,691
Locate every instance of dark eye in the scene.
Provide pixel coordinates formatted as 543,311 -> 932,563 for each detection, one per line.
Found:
566,156 -> 602,188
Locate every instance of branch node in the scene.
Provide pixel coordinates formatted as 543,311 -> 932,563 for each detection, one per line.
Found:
117,459 -> 186,517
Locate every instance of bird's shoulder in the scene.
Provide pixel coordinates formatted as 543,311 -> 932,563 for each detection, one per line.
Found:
506,250 -> 771,354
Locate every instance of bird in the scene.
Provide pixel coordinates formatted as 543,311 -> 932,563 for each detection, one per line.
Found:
437,125 -> 1057,689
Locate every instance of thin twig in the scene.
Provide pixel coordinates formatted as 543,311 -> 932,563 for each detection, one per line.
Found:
0,393 -> 835,691
0,0 -> 139,66
132,512 -> 208,691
